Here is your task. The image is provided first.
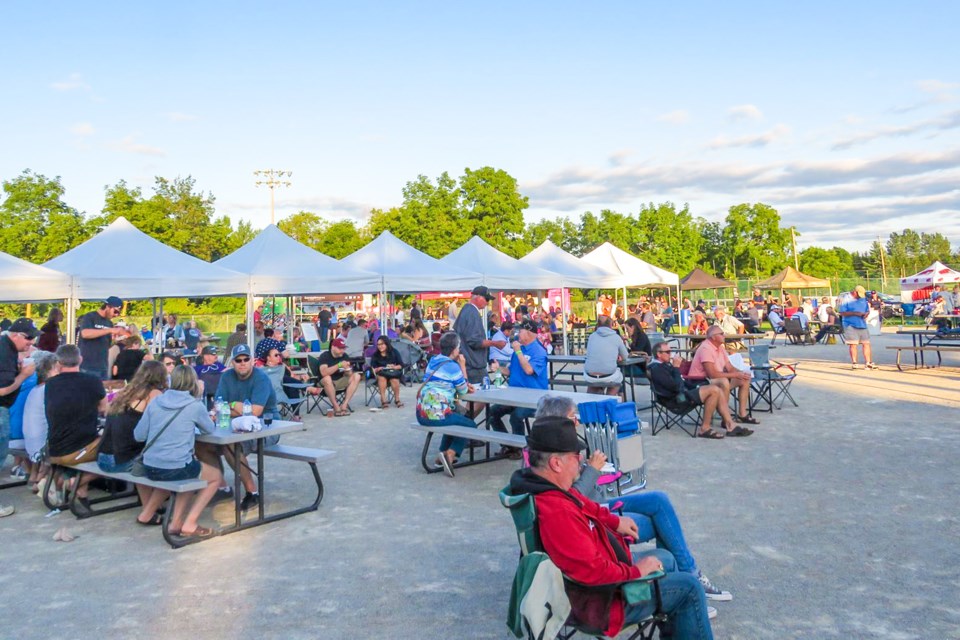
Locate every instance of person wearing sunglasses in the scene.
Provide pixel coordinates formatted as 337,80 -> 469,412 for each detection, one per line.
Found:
647,341 -> 746,439
0,318 -> 40,518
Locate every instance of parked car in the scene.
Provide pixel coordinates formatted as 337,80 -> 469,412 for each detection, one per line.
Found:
874,292 -> 903,319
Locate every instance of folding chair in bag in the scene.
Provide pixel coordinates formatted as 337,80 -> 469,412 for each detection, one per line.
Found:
646,366 -> 703,438
578,400 -> 647,496
748,344 -> 798,412
500,488 -> 666,640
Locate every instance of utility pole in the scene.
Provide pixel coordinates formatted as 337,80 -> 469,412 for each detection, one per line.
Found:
790,227 -> 799,270
254,169 -> 292,224
877,235 -> 888,290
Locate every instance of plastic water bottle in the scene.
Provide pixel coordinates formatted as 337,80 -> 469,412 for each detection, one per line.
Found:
217,397 -> 231,430
493,369 -> 504,388
243,399 -> 252,416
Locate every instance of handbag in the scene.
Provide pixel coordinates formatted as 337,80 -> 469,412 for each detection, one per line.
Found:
130,405 -> 188,477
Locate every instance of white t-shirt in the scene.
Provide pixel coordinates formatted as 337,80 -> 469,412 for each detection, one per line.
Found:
395,310 -> 405,326
23,384 -> 48,459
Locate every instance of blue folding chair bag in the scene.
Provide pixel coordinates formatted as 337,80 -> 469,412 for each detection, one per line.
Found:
577,399 -> 616,425
608,401 -> 639,436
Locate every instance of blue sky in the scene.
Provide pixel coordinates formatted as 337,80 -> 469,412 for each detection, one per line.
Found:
3,1 -> 958,252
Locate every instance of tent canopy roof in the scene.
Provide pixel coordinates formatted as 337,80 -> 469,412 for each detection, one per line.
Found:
519,240 -> 624,288
44,217 -> 249,300
215,224 -> 381,295
754,266 -> 830,290
339,231 -> 481,292
582,242 -> 678,288
0,251 -> 72,302
899,261 -> 960,287
680,268 -> 734,291
439,236 -> 562,290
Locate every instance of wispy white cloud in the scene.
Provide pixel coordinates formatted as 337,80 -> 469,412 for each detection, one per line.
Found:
50,72 -> 90,92
707,124 -> 790,149
228,195 -> 375,222
917,79 -> 959,94
108,135 -> 165,157
69,122 -> 95,137
607,149 -> 633,167
657,110 -> 690,125
890,79 -> 958,114
165,112 -> 198,122
833,109 -> 960,149
727,104 -> 763,121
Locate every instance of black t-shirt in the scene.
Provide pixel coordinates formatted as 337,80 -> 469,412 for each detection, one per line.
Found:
318,310 -> 332,324
113,349 -> 146,381
371,349 -> 403,370
45,371 -> 105,457
100,406 -> 145,463
0,334 -> 21,408
78,310 -> 113,372
318,350 -> 348,380
184,327 -> 201,350
410,306 -> 422,321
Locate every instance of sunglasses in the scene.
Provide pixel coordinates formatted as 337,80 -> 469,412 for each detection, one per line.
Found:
234,357 -> 251,363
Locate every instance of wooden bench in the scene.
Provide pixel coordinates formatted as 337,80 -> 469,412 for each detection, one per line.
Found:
887,345 -> 960,371
411,423 -> 526,474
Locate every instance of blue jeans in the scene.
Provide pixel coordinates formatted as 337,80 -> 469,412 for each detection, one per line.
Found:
489,405 -> 535,436
97,453 -> 134,473
418,413 -> 477,457
81,365 -> 109,381
610,491 -> 697,574
0,407 -> 9,469
624,568 -> 713,639
661,319 -> 675,334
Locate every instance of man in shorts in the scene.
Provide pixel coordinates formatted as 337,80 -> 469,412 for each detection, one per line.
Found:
647,340 -> 742,439
317,337 -> 362,416
839,285 -> 875,370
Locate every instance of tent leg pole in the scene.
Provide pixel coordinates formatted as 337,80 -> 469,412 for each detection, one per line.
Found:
246,292 -> 255,354
561,287 -> 568,355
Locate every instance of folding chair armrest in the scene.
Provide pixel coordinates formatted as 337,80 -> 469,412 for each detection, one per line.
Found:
622,570 -> 665,604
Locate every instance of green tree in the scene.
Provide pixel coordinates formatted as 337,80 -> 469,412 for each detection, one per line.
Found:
278,211 -> 327,250
721,203 -> 790,277
0,170 -> 90,262
459,167 -> 529,256
886,229 -> 923,276
634,202 -> 702,274
799,246 -> 849,278
523,217 -> 580,255
698,220 -> 726,275
316,220 -> 367,259
919,231 -> 952,265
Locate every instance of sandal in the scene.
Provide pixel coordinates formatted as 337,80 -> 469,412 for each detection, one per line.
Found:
179,525 -> 214,538
698,428 -> 725,439
381,402 -> 389,409
136,513 -> 163,526
394,400 -> 405,408
335,409 -> 349,417
734,414 -> 760,425
729,426 -> 754,437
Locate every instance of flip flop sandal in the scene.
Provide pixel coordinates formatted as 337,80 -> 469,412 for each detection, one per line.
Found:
734,414 -> 760,425
381,403 -> 389,409
335,409 -> 350,417
698,428 -> 725,439
136,513 -> 163,526
729,426 -> 754,437
394,401 -> 405,408
179,526 -> 214,539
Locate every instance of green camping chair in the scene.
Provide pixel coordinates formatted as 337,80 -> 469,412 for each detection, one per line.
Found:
499,487 -> 666,640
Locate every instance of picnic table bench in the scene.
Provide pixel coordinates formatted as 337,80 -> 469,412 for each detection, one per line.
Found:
886,345 -> 960,371
410,424 -> 526,474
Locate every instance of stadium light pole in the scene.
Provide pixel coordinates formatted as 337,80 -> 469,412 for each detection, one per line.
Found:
254,169 -> 292,224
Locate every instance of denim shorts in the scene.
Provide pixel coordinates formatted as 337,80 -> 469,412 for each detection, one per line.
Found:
144,459 -> 201,481
97,453 -> 134,474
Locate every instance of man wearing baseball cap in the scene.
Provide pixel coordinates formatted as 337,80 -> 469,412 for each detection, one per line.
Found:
316,337 -> 362,416
838,285 -> 875,369
454,285 -> 506,386
0,319 -> 39,517
77,296 -> 128,380
488,320 -> 548,458
507,416 -> 712,638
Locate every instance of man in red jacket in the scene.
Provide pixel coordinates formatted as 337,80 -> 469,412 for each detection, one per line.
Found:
508,417 -> 713,639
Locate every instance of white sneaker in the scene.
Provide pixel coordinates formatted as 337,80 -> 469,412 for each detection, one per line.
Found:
708,606 -> 717,619
0,504 -> 15,517
851,363 -> 862,370
865,362 -> 878,370
698,571 -> 733,601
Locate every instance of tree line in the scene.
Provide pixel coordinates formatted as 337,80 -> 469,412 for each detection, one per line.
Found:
2,168 -> 957,291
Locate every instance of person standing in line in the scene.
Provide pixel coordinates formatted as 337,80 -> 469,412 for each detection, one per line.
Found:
77,297 -> 128,380
453,286 -> 505,387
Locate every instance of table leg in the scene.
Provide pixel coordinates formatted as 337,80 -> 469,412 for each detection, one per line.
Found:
232,443 -> 242,529
256,439 -> 265,521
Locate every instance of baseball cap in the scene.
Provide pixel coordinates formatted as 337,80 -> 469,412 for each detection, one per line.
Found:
331,337 -> 347,350
854,285 -> 866,297
8,318 -> 40,339
526,416 -> 587,454
105,296 -> 124,308
471,285 -> 494,301
201,345 -> 218,356
231,344 -> 252,359
519,319 -> 539,333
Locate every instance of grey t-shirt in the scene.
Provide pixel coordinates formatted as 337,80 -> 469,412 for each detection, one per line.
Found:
584,326 -> 629,375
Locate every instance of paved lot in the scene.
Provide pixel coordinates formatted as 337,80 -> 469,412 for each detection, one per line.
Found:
2,328 -> 958,639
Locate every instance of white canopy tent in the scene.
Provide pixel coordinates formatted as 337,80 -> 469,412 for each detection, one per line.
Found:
340,231 -> 481,293
899,261 -> 960,302
439,236 -> 562,290
518,240 -> 624,289
44,217 -> 249,345
216,224 -> 381,295
340,231 -> 482,329
582,242 -> 680,322
0,251 -> 72,302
